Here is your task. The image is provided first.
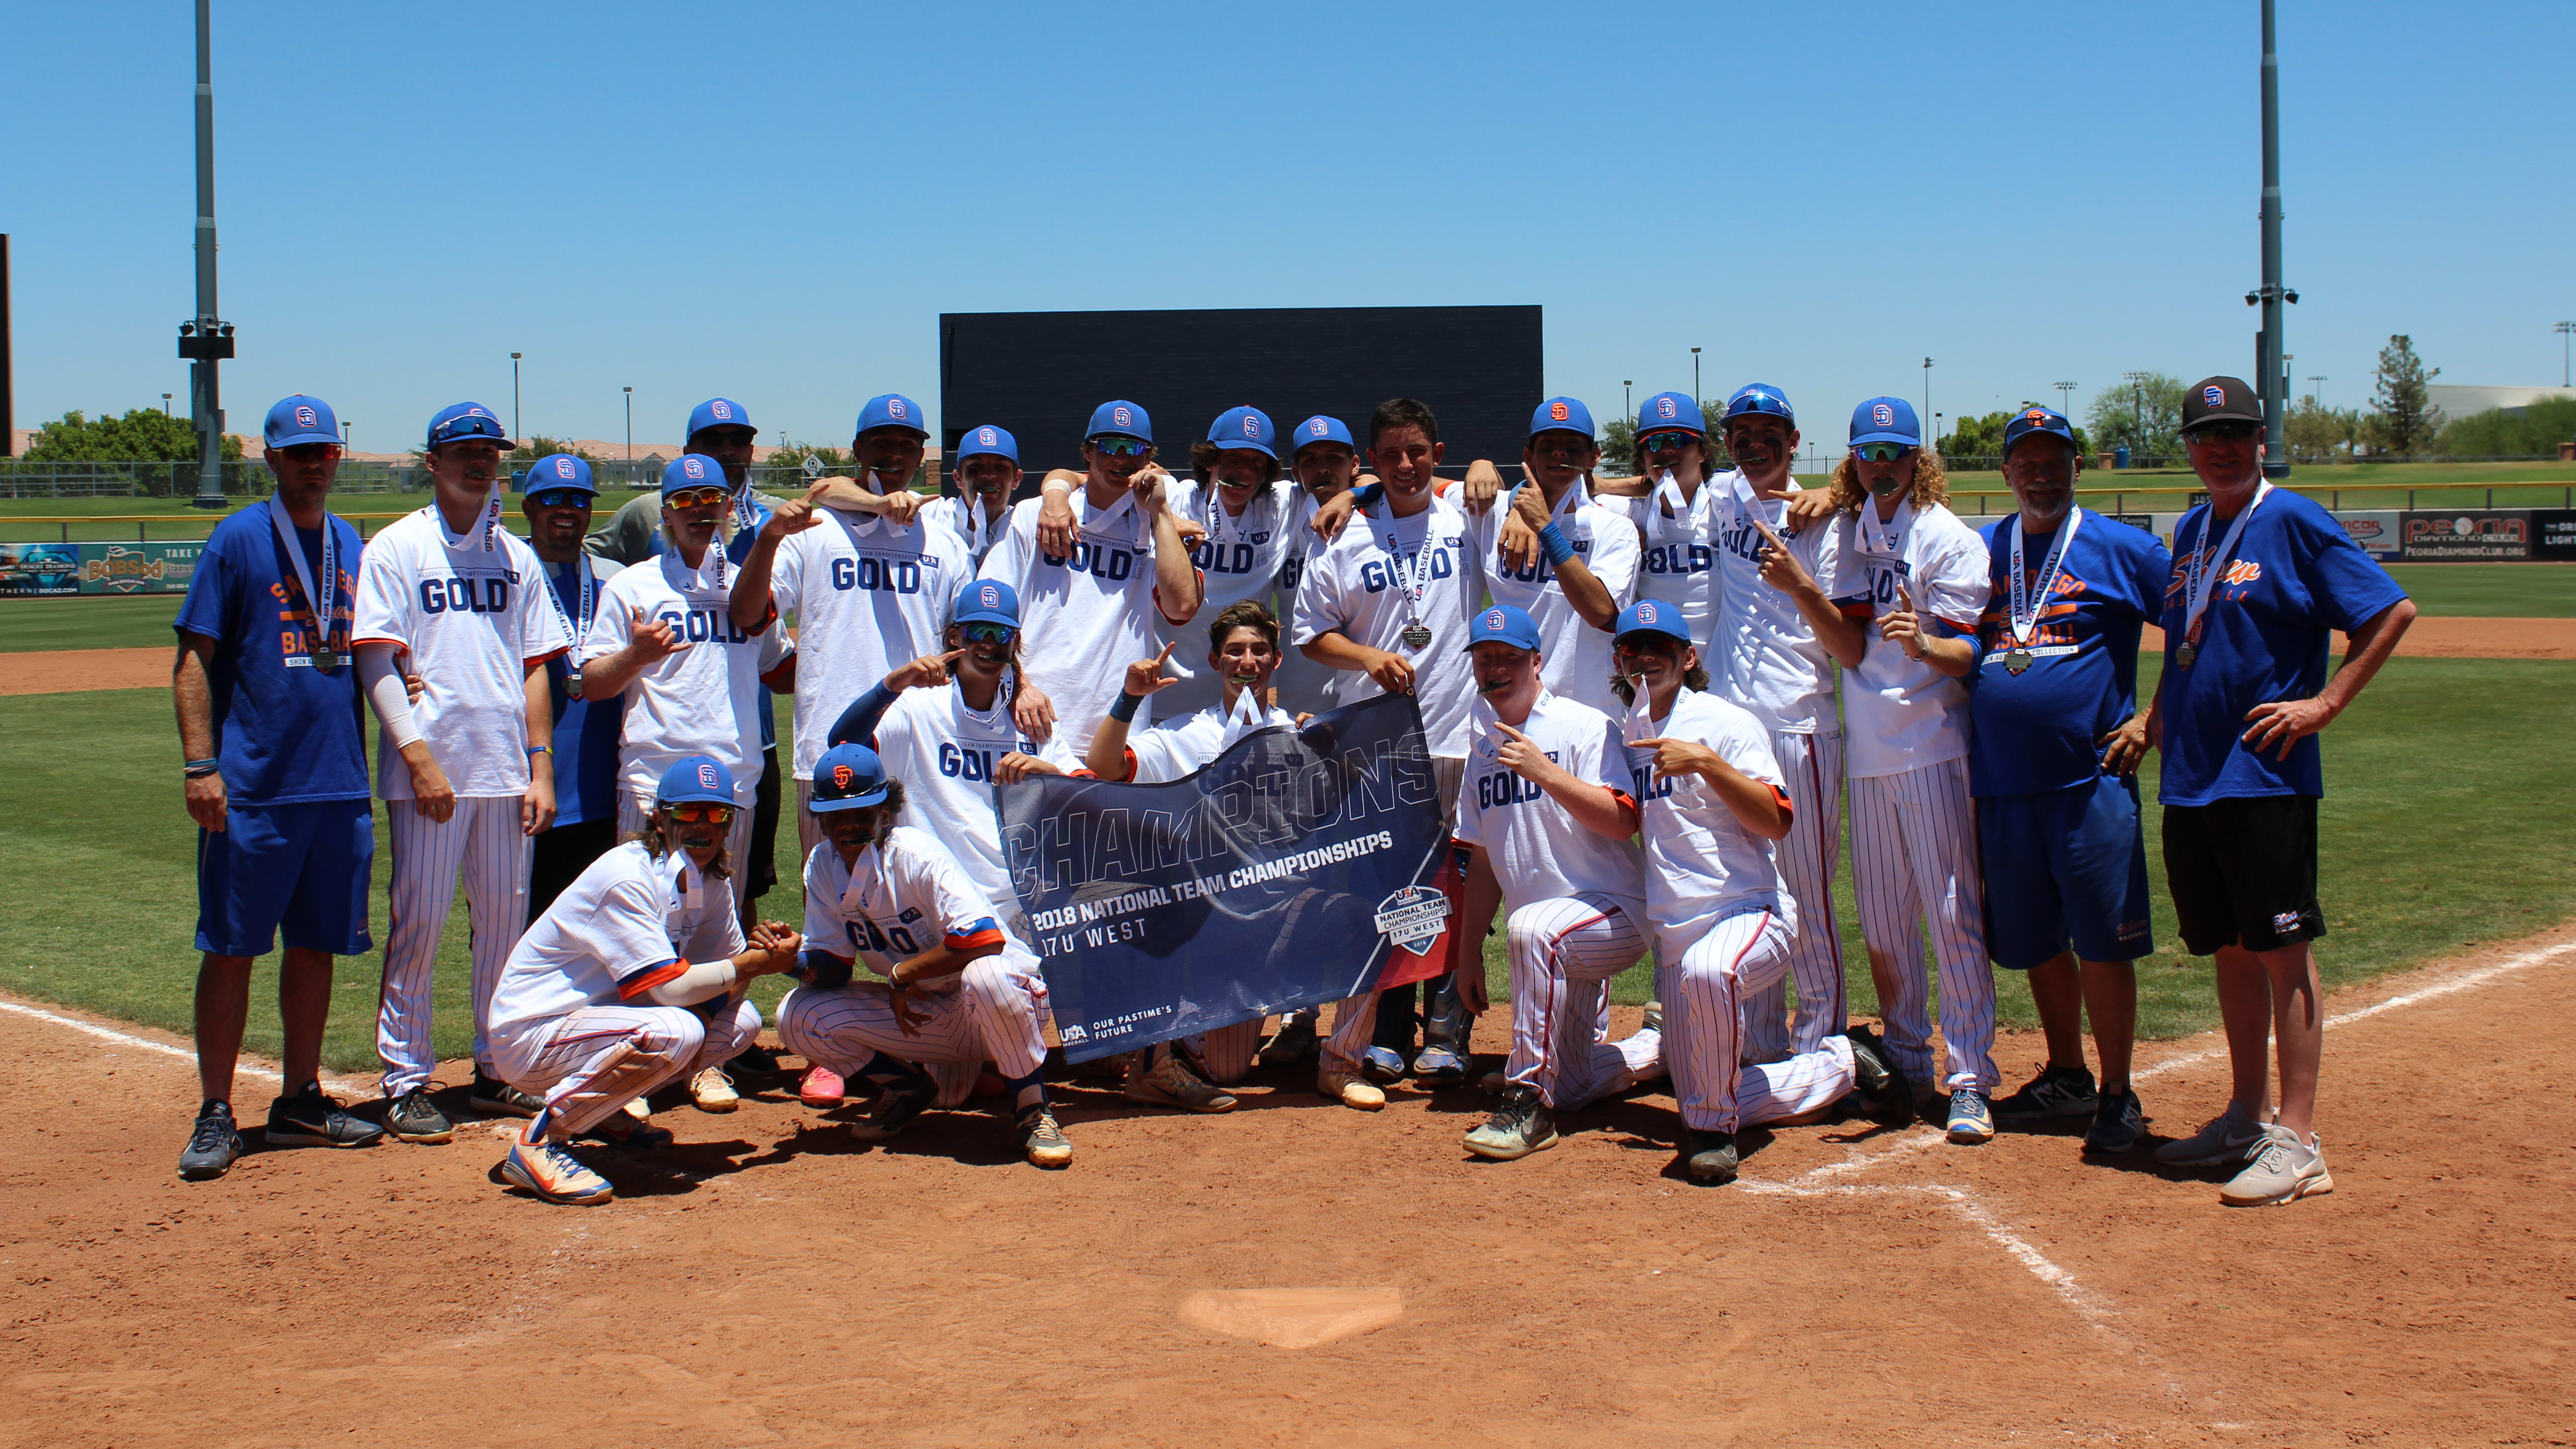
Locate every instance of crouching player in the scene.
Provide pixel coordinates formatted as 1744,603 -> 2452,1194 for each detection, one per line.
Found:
485,756 -> 802,1205
775,742 -> 1073,1169
1613,601 -> 1901,1184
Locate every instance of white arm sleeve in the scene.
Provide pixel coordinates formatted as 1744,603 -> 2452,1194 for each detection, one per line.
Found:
357,646 -> 423,750
644,957 -> 739,1007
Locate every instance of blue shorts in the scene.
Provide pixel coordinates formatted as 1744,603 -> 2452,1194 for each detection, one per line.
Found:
1977,775 -> 2153,970
195,800 -> 375,958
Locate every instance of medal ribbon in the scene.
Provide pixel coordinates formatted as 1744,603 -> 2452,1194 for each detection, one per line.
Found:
2007,507 -> 2083,646
267,493 -> 337,662
542,551 -> 596,647
2179,482 -> 2272,645
1371,502 -> 1442,636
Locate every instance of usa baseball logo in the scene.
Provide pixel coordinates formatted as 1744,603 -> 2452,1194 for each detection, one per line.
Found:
2203,385 -> 2226,408
1549,401 -> 1570,422
695,762 -> 722,792
295,404 -> 319,429
711,400 -> 734,421
1113,405 -> 1133,428
552,456 -> 576,480
831,763 -> 855,790
1656,397 -> 1678,420
1873,402 -> 1895,428
888,397 -> 909,420
977,426 -> 997,447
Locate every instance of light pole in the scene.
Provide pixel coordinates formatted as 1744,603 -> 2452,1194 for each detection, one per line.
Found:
2253,0 -> 2294,479
2122,370 -> 2148,458
1623,380 -> 1633,417
1921,358 -> 1933,436
177,0 -> 234,509
2052,380 -> 2076,415
1690,348 -> 1702,405
2557,322 -> 2574,388
341,420 -> 351,452
511,352 -> 523,443
2306,375 -> 2325,406
161,393 -> 172,415
623,387 -> 633,466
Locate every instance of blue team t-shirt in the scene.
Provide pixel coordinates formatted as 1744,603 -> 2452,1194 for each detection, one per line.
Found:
170,503 -> 371,806
1964,508 -> 2172,798
2157,487 -> 2408,806
539,557 -> 628,827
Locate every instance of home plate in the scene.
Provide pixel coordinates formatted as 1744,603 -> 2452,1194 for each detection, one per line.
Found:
1177,1288 -> 1405,1349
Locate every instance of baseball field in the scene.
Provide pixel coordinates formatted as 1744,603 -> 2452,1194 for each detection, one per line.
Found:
2,520 -> 2572,1446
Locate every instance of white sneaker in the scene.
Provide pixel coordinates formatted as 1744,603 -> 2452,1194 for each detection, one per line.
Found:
2220,1124 -> 2334,1207
688,1066 -> 739,1113
1319,1070 -> 1385,1111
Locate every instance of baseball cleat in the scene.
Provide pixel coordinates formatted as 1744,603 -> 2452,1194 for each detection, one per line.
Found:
1992,1062 -> 2099,1122
266,1082 -> 387,1148
178,1102 -> 245,1181
499,1139 -> 613,1206
688,1066 -> 740,1113
384,1087 -> 454,1144
2085,1089 -> 2147,1155
1319,1070 -> 1386,1111
1682,1129 -> 1739,1185
1842,1030 -> 1913,1124
1642,1000 -> 1664,1035
1360,1046 -> 1410,1084
1019,1107 -> 1074,1169
849,1076 -> 940,1140
2155,1102 -> 2267,1167
469,1071 -> 546,1120
799,1066 -> 846,1109
1125,1054 -> 1237,1113
1258,1014 -> 1320,1067
2219,1124 -> 2334,1207
1945,1087 -> 1996,1144
1412,1044 -> 1468,1084
1462,1087 -> 1558,1161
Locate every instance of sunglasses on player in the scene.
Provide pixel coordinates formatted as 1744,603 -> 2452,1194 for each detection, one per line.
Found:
2188,421 -> 2259,442
662,802 -> 735,824
525,489 -> 590,509
1854,442 -> 1915,463
665,486 -> 731,510
1089,436 -> 1152,458
959,622 -> 1015,644
1638,430 -> 1699,454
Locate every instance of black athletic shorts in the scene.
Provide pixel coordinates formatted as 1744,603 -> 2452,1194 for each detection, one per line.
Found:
2161,795 -> 2326,956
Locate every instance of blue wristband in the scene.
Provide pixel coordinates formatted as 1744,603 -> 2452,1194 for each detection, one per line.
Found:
1108,691 -> 1143,723
1537,522 -> 1576,566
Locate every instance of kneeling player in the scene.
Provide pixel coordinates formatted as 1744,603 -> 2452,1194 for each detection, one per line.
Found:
775,743 -> 1072,1168
1613,602 -> 1902,1184
485,756 -> 803,1205
1452,606 -> 1663,1161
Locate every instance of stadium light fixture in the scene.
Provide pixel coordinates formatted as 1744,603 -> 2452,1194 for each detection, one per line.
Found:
2557,321 -> 2574,388
2053,381 -> 2077,414
1690,348 -> 1701,406
511,352 -> 523,444
624,386 -> 634,464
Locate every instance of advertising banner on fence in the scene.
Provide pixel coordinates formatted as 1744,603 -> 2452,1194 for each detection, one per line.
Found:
2533,510 -> 2576,563
998,690 -> 1454,1061
2337,511 -> 2402,560
0,542 -> 205,597
2401,510 -> 2531,561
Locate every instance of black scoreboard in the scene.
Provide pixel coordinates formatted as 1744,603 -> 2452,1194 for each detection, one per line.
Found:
937,305 -> 1542,486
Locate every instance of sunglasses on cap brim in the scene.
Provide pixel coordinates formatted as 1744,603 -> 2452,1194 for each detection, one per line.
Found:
525,489 -> 591,508
665,486 -> 731,509
432,416 -> 505,443
662,802 -> 735,823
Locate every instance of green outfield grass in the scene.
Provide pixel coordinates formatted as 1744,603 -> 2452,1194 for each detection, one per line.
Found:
1942,458 -> 2576,513
2382,564 -> 2576,617
5,655 -> 2569,1078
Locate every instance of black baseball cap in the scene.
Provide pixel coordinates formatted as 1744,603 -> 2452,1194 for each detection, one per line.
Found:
2179,376 -> 2263,433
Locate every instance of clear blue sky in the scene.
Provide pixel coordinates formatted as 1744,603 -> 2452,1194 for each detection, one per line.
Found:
7,0 -> 2571,457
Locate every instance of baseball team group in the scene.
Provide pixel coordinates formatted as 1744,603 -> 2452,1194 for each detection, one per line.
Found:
165,369 -> 2414,1210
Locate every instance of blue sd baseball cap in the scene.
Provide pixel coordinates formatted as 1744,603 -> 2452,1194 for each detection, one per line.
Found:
1463,604 -> 1543,652
2002,405 -> 2079,459
1850,396 -> 1922,447
524,453 -> 597,495
854,393 -> 928,438
655,754 -> 737,806
687,398 -> 754,439
425,402 -> 512,450
1529,397 -> 1596,439
1208,405 -> 1277,459
660,453 -> 728,498
1087,400 -> 1152,443
808,742 -> 892,812
264,395 -> 340,449
1612,599 -> 1692,644
1723,385 -> 1795,427
953,578 -> 1022,629
954,423 -> 1018,466
1290,415 -> 1354,455
1636,392 -> 1705,436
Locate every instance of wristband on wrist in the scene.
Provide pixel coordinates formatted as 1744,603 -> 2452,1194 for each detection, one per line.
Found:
184,758 -> 220,779
526,744 -> 552,756
1537,522 -> 1576,566
1108,690 -> 1144,723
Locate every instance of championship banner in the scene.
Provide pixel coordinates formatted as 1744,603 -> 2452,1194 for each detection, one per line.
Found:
999,690 -> 1456,1062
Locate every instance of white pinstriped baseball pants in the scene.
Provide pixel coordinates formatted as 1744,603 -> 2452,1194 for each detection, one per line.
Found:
1849,756 -> 1997,1092
1740,729 -> 1847,1064
490,996 -> 762,1138
1656,907 -> 1857,1133
379,797 -> 532,1096
1505,893 -> 1661,1111
775,953 -> 1050,1082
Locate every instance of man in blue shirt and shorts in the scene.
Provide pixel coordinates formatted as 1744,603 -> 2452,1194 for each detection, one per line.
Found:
172,395 -> 388,1179
1964,408 -> 2170,1155
2148,376 -> 2414,1206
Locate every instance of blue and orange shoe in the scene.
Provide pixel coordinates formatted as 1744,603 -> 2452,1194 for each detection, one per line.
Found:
499,1139 -> 613,1205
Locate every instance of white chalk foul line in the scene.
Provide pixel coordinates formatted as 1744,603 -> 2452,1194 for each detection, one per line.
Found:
0,1000 -> 279,1080
1741,1178 -> 2116,1326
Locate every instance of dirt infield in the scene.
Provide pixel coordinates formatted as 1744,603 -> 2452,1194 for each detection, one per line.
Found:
6,615 -> 2571,697
4,927 -> 2572,1448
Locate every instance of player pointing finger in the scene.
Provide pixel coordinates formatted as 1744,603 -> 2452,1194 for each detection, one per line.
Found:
884,649 -> 966,692
1123,641 -> 1183,699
